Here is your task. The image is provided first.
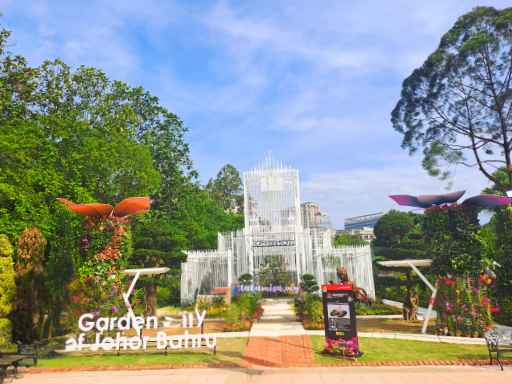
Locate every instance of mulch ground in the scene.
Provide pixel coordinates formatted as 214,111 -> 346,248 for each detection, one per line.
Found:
357,318 -> 436,334
240,335 -> 316,368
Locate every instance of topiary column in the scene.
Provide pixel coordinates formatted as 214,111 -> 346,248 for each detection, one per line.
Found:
0,235 -> 16,345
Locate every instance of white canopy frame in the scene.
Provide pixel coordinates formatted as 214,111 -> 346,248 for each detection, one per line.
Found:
377,259 -> 435,334
180,155 -> 376,304
123,267 -> 170,336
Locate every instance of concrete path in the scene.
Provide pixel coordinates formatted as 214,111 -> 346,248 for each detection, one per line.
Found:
16,366 -> 512,384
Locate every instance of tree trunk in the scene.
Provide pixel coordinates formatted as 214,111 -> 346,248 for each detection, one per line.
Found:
144,283 -> 158,318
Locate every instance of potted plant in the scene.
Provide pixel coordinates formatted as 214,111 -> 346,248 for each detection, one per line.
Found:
455,329 -> 461,337
473,330 -> 479,338
443,327 -> 449,336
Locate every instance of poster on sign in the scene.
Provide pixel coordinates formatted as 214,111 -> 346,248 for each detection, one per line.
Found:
322,284 -> 363,359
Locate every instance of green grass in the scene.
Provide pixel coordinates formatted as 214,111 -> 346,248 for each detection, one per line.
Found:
36,337 -> 247,368
311,336 -> 489,364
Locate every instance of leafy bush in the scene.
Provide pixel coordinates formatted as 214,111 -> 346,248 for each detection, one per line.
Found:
156,277 -> 181,307
492,298 -> 512,326
0,234 -> 15,344
293,296 -> 306,317
222,292 -> 262,331
301,274 -> 319,293
305,296 -> 323,323
0,318 -> 12,346
493,208 -> 512,299
355,302 -> 401,315
424,203 -> 483,276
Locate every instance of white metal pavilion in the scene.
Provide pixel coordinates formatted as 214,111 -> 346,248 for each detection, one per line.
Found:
180,155 -> 375,304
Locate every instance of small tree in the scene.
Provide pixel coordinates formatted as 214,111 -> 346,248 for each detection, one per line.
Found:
0,235 -> 16,345
206,164 -> 244,213
132,213 -> 187,317
238,273 -> 253,286
301,274 -> 319,294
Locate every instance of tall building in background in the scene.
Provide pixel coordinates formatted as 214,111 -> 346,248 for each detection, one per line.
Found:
344,212 -> 386,229
300,202 -> 319,229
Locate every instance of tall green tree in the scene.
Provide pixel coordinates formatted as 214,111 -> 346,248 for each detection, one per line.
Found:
392,6 -> 512,191
206,164 -> 244,213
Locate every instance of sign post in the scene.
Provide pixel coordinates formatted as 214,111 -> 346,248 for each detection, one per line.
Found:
322,284 -> 363,359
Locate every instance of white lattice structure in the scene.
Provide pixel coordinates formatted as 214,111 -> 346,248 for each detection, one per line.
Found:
180,155 -> 375,305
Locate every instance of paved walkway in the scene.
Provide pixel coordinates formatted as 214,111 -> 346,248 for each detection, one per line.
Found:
241,335 -> 315,367
16,366 -> 512,384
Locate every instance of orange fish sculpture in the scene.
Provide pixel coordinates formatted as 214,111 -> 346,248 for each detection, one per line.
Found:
57,197 -> 150,218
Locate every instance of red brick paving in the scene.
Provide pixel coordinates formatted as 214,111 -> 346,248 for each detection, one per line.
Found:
240,335 -> 316,368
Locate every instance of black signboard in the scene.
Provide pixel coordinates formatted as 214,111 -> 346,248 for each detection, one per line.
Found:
322,284 -> 358,342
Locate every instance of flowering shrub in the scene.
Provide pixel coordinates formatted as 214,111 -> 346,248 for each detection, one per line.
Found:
324,337 -> 359,356
62,272 -> 136,338
302,318 -> 324,330
432,275 -> 493,336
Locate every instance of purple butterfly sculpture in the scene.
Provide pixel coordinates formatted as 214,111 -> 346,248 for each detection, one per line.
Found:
389,191 -> 512,208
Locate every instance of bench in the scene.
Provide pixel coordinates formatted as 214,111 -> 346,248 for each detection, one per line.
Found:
484,330 -> 512,370
0,343 -> 39,382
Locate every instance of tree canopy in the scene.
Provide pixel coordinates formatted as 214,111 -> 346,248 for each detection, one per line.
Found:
334,234 -> 366,246
206,164 -> 244,213
392,6 -> 512,191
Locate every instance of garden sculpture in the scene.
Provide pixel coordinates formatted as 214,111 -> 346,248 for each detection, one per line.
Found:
389,190 -> 511,209
57,197 -> 150,219
336,267 -> 373,305
402,286 -> 419,322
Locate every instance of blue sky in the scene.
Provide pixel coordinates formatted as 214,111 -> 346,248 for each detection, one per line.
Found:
2,0 -> 509,228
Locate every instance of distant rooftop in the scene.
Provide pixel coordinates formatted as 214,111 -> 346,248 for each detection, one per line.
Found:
344,212 -> 386,224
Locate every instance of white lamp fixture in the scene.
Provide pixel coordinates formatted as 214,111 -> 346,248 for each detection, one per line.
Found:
122,267 -> 170,336
377,259 -> 435,334
506,191 -> 512,198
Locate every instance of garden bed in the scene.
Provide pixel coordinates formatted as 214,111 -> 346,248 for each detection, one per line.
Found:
311,336 -> 489,364
34,337 -> 248,368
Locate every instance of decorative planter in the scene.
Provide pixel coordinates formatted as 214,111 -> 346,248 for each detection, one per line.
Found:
322,352 -> 364,362
456,334 -> 461,337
